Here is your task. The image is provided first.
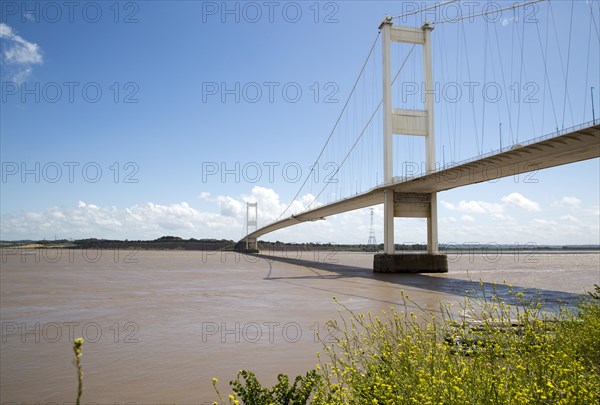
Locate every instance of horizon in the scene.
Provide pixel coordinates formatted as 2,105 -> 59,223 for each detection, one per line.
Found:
3,235 -> 600,249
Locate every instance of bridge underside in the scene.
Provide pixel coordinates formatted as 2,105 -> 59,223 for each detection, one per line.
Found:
239,124 -> 599,248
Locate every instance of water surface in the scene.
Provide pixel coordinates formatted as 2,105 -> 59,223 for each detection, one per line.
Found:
1,249 -> 598,403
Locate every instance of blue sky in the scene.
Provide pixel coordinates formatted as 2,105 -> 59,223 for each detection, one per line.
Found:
1,0 -> 599,245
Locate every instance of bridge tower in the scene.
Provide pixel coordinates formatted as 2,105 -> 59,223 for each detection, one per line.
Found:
244,202 -> 258,252
376,16 -> 447,272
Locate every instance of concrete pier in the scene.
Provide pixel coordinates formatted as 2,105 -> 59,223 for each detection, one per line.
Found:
374,253 -> 448,273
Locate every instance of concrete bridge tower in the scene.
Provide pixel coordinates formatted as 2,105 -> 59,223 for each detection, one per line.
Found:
244,202 -> 259,253
375,17 -> 448,273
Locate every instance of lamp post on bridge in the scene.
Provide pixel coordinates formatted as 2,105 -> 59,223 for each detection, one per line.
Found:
500,123 -> 503,151
592,87 -> 596,125
442,146 -> 446,169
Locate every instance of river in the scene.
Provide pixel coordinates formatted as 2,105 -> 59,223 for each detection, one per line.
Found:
1,249 -> 598,403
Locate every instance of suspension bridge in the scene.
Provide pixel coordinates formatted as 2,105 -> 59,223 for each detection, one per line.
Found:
238,0 -> 600,272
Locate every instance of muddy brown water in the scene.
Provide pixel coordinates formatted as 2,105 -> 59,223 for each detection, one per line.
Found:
1,249 -> 598,403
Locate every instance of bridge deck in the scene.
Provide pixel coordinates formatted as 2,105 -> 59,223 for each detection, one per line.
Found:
242,123 -> 600,242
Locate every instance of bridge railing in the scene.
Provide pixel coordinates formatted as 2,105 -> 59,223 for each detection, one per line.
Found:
445,120 -> 597,170
269,120 -> 598,225
389,120 -> 598,185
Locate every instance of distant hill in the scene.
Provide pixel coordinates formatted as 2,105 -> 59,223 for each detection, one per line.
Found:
1,238 -> 598,252
0,237 -> 236,251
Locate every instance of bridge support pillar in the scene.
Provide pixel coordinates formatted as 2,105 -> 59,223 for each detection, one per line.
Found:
376,191 -> 447,272
376,17 -> 446,272
427,192 -> 439,254
383,190 -> 395,254
244,238 -> 259,253
374,253 -> 448,273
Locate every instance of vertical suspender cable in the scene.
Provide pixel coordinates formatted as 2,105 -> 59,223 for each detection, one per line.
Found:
584,9 -> 593,123
561,0 -> 575,129
516,13 -> 526,144
535,5 -> 558,134
461,20 -> 480,154
481,10 -> 489,152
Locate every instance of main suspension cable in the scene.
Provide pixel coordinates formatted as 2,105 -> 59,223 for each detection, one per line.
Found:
276,31 -> 381,221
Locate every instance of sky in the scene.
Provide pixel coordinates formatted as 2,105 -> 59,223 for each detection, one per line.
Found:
1,0 -> 599,245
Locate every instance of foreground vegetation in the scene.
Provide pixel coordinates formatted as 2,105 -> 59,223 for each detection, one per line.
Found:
214,285 -> 600,404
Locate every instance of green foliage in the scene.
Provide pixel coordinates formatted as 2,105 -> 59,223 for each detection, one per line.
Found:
311,288 -> 600,404
213,285 -> 600,404
588,284 -> 600,300
213,370 -> 320,405
559,298 -> 600,374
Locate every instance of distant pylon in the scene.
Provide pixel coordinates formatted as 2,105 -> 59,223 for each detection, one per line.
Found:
367,208 -> 377,245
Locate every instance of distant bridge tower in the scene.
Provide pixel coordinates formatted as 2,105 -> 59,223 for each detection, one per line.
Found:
367,208 -> 377,245
380,17 -> 438,255
245,202 -> 258,252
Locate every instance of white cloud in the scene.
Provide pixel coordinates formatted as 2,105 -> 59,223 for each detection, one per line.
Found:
441,199 -> 504,216
441,193 -> 543,223
11,67 -> 32,83
560,215 -> 580,223
0,187 -> 323,241
456,200 -> 486,213
501,193 -> 540,212
0,23 -> 43,82
239,186 -> 319,224
532,219 -> 556,226
587,205 -> 600,216
216,195 -> 244,218
1,188 -> 598,245
443,200 -> 478,212
2,200 -> 239,240
555,196 -> 581,208
502,16 -> 515,26
242,186 -> 285,222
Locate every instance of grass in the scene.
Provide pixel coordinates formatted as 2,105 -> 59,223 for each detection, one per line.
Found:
214,284 -> 600,404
